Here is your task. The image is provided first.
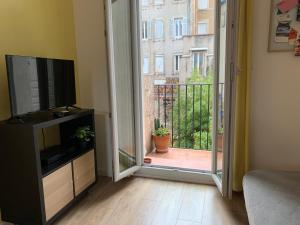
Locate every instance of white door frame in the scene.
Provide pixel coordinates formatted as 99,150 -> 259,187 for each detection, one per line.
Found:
106,0 -> 238,187
134,0 -> 216,185
105,0 -> 143,181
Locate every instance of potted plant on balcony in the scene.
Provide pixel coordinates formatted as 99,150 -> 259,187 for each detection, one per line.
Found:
74,126 -> 95,149
153,118 -> 170,153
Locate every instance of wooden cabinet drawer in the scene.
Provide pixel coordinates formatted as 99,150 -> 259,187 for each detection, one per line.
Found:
73,150 -> 96,196
42,163 -> 74,221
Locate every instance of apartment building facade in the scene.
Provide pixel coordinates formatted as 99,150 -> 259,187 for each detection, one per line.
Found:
141,0 -> 215,83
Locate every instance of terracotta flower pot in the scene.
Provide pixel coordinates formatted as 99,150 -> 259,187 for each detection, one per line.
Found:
217,133 -> 224,151
153,133 -> 170,153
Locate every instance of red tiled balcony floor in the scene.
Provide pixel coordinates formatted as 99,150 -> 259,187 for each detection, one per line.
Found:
145,148 -> 223,171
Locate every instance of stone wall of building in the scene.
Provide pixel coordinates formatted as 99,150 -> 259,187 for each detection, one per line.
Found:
143,75 -> 155,154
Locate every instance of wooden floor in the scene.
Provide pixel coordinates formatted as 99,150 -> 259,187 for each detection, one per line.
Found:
0,177 -> 249,225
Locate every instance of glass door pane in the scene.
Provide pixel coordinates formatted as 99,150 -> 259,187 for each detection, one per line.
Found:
216,0 -> 227,180
112,0 -> 136,173
107,0 -> 141,181
213,0 -> 235,197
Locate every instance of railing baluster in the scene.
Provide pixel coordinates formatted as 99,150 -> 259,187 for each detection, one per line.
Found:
178,85 -> 181,148
192,85 -> 195,149
207,84 -> 211,150
164,85 -> 167,128
171,85 -> 174,147
185,85 -> 188,148
199,85 -> 203,149
157,85 -> 160,120
221,83 -> 224,129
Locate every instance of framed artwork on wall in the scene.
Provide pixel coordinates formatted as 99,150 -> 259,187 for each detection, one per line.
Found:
268,0 -> 300,52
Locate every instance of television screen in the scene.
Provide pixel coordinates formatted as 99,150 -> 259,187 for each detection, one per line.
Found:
5,55 -> 76,117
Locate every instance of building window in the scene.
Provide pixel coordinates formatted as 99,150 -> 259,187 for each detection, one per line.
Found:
174,18 -> 183,38
173,55 -> 181,73
170,17 -> 188,38
155,55 -> 164,73
192,51 -> 206,75
198,22 -> 208,35
143,57 -> 149,74
154,20 -> 164,39
154,0 -> 164,5
142,21 -> 149,40
198,0 -> 208,9
142,0 -> 149,6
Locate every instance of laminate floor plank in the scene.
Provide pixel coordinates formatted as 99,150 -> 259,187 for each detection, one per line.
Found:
0,177 -> 249,225
150,181 -> 185,225
201,187 -> 249,225
177,183 -> 207,223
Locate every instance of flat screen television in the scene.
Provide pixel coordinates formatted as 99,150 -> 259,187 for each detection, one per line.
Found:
5,55 -> 76,117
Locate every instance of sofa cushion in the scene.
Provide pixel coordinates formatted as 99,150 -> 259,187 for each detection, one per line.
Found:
243,170 -> 300,225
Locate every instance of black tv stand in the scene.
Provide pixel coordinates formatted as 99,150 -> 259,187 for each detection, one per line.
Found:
51,110 -> 70,118
7,114 -> 35,124
0,109 -> 97,225
51,106 -> 82,118
66,105 -> 81,110
8,116 -> 25,124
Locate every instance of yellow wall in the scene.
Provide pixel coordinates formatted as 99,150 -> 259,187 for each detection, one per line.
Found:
73,0 -> 112,176
0,0 -> 78,120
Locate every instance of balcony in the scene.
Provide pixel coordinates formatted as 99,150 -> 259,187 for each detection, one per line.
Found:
146,148 -> 223,171
144,83 -> 224,171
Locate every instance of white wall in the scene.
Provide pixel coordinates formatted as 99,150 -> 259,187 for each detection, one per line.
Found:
73,0 -> 113,177
250,0 -> 300,171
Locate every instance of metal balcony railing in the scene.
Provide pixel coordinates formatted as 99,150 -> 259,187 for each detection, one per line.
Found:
154,83 -> 224,150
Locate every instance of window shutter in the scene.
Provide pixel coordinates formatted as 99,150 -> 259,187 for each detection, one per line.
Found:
169,19 -> 175,39
182,17 -> 188,36
152,20 -> 156,39
173,56 -> 175,73
148,20 -> 152,39
154,20 -> 164,39
161,21 -> 164,39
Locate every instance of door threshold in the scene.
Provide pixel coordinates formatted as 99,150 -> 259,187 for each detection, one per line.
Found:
134,166 -> 215,185
142,164 -> 210,174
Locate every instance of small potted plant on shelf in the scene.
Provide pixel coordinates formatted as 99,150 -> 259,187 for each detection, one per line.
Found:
152,118 -> 170,153
74,126 -> 95,149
